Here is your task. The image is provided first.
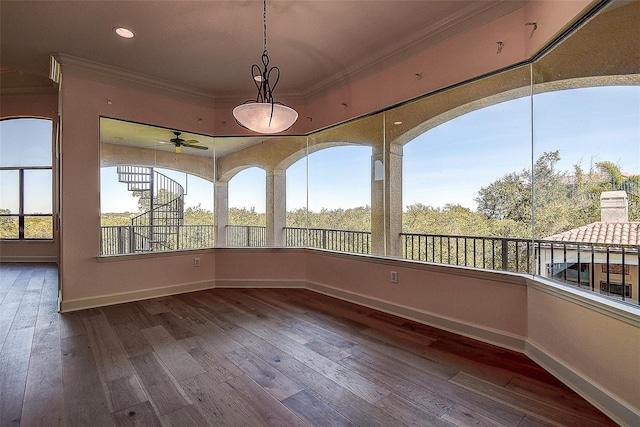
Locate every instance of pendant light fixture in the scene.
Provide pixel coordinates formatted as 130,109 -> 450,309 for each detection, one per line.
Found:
232,0 -> 298,134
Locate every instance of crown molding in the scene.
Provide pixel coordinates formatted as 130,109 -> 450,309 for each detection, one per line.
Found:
53,53 -> 218,103
302,0 -> 527,98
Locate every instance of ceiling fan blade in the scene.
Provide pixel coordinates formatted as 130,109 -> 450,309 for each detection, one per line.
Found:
182,139 -> 200,145
185,144 -> 208,150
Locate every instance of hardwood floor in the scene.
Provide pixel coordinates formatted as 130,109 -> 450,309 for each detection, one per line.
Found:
0,263 -> 617,426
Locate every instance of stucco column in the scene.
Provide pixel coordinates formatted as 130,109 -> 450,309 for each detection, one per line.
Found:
266,168 -> 286,247
214,181 -> 229,246
371,143 -> 403,257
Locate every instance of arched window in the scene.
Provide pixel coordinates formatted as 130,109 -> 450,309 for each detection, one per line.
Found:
0,117 -> 53,240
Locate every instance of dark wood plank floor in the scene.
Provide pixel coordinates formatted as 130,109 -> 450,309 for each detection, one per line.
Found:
1,263 -> 617,426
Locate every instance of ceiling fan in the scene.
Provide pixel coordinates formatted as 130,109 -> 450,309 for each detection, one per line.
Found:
169,131 -> 208,153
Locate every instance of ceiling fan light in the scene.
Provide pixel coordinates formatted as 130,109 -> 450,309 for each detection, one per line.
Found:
233,102 -> 298,134
175,145 -> 182,154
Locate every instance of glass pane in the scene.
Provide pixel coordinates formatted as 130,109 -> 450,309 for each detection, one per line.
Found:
0,118 -> 52,167
397,65 -> 532,270
99,118 -> 216,254
0,215 -> 19,239
24,169 -> 52,214
227,167 -> 265,247
306,115 -> 379,255
532,0 -> 639,304
24,216 -> 53,239
0,170 -> 19,214
286,137 -> 310,247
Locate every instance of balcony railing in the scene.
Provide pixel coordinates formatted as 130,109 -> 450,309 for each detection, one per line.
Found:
401,232 -> 639,306
285,227 -> 371,254
401,233 -> 535,273
101,224 -> 639,305
101,225 -> 215,255
226,225 -> 266,247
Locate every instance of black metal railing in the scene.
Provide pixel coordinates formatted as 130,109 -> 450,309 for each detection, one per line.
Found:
226,225 -> 266,247
101,225 -> 215,255
401,233 -> 535,273
401,232 -> 639,306
285,227 -> 371,254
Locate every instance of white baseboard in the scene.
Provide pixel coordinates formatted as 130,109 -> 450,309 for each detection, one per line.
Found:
60,279 -> 216,312
526,340 -> 640,427
214,279 -> 307,289
306,281 -> 526,352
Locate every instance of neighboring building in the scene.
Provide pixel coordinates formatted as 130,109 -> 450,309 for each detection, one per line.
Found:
540,191 -> 639,301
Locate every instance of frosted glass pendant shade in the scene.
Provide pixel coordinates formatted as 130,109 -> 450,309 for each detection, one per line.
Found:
233,102 -> 298,134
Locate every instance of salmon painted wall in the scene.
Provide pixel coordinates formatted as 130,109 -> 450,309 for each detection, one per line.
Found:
214,248 -> 308,286
304,251 -> 528,346
527,285 -> 640,424
0,93 -> 59,261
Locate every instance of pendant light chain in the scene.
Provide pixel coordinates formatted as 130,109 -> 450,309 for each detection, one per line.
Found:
263,0 -> 268,54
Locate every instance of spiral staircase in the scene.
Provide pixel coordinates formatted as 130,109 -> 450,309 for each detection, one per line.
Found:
116,166 -> 184,252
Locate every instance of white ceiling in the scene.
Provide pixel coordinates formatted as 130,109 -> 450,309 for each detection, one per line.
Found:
1,0 -> 526,99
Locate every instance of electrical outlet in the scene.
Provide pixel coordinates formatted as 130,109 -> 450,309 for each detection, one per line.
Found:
194,257 -> 201,267
390,271 -> 398,283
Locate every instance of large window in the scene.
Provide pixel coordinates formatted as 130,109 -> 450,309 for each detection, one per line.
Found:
0,117 -> 53,240
99,118 -> 216,255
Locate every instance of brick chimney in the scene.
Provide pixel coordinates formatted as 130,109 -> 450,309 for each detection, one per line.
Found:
600,191 -> 628,222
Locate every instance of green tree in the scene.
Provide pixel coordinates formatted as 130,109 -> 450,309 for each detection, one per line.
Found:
183,204 -> 215,225
476,151 -> 572,238
0,209 -> 18,239
229,207 -> 266,226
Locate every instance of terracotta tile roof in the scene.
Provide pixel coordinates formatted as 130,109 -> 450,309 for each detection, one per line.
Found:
545,222 -> 640,246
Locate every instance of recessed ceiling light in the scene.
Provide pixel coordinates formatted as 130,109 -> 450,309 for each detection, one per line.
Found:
393,121 -> 403,125
114,27 -> 135,39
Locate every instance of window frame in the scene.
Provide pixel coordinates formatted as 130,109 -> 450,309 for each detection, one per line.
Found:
0,117 -> 54,241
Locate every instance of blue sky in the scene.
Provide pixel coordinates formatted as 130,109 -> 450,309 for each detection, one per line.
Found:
2,86 -> 638,215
